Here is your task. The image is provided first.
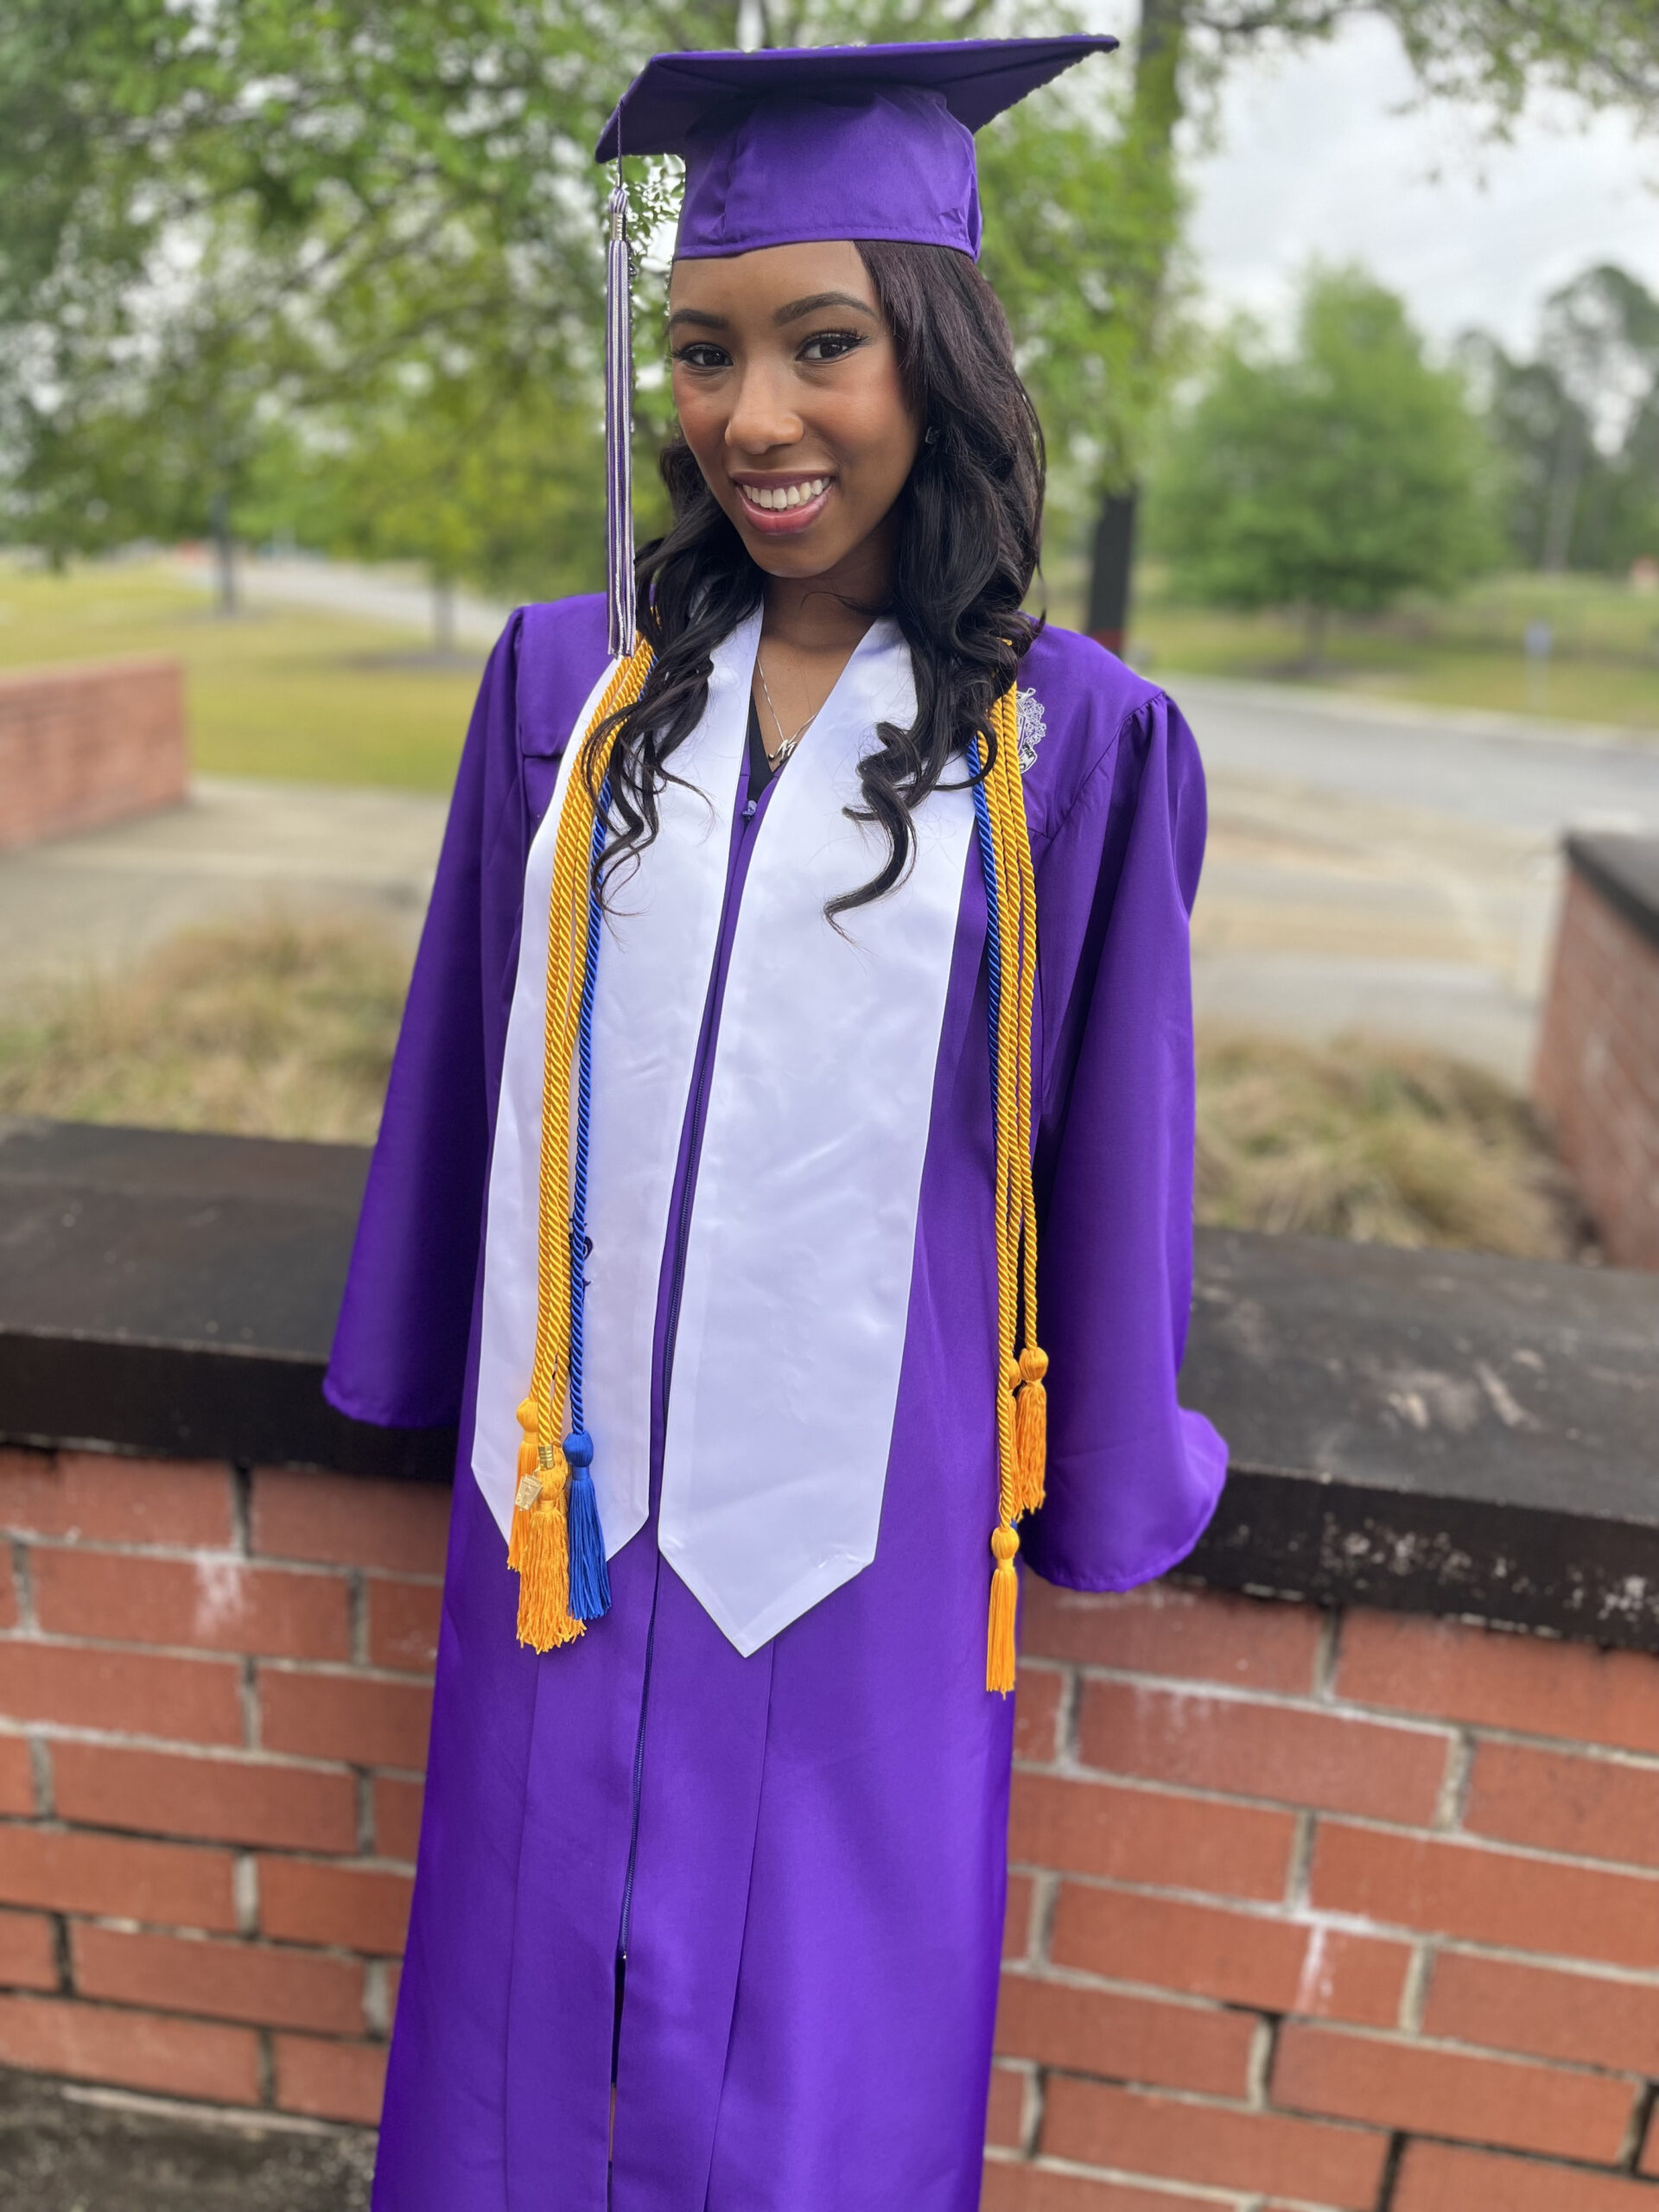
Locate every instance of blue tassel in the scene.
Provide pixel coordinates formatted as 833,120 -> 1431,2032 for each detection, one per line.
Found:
563,1430 -> 611,1622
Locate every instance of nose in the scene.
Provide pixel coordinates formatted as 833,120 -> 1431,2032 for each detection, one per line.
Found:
723,360 -> 804,459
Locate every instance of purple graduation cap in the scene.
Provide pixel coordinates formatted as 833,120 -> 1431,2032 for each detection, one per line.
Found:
594,36 -> 1118,655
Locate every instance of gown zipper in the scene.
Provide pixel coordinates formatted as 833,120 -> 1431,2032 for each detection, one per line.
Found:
610,747 -> 771,2133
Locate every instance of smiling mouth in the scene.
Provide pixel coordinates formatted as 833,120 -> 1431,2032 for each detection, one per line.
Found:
734,476 -> 834,531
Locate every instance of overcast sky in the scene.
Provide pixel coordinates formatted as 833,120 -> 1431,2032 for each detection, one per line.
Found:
1184,15 -> 1659,355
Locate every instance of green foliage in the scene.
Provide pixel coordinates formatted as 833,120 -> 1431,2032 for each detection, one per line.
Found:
1152,269 -> 1502,636
1461,264 -> 1659,572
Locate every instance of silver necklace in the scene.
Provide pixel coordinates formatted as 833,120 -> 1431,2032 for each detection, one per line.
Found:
755,656 -> 818,771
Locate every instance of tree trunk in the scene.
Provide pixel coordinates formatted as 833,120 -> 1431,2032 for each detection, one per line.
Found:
209,489 -> 237,616
1085,0 -> 1185,645
1541,412 -> 1585,571
1086,493 -> 1139,655
432,577 -> 457,657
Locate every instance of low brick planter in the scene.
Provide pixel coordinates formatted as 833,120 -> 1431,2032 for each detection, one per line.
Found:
3,1117 -> 1659,2204
1535,832 -> 1659,1269
0,658 -> 187,850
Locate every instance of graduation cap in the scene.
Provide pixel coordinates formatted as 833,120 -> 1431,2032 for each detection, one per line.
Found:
593,36 -> 1118,656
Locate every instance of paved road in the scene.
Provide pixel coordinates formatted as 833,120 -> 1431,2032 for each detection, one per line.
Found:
0,778 -> 446,1011
17,563 -> 1659,1083
1177,674 -> 1659,1081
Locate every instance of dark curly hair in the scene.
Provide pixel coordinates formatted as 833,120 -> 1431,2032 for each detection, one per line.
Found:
588,238 -> 1045,917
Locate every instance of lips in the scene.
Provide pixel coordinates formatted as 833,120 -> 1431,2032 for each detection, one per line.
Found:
734,475 -> 835,535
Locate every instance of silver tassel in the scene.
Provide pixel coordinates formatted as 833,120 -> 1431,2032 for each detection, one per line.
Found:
605,181 -> 635,661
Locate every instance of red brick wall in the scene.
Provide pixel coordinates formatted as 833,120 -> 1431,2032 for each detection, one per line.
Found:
0,1446 -> 442,2124
1535,865 -> 1659,1269
0,658 -> 187,850
5,1446 -> 1659,2208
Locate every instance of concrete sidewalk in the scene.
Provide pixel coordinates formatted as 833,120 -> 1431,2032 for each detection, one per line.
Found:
0,776 -> 446,1012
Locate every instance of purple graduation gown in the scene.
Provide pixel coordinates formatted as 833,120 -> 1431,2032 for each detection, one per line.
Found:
326,595 -> 1226,2212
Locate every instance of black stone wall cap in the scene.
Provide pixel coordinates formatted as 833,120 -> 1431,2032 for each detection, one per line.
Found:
3,1122 -> 1659,1648
1184,1230 -> 1659,1649
1566,830 -> 1659,956
0,1117 -> 454,1482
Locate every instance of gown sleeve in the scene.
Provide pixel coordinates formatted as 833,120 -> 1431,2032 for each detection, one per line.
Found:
1020,688 -> 1229,1591
322,615 -> 526,1431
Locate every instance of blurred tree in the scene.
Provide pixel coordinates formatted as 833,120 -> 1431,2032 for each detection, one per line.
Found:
1154,267 -> 1501,663
2,0 -> 1654,623
317,368 -> 613,648
1461,265 -> 1659,572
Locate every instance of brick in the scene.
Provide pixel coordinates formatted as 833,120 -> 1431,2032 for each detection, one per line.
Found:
1396,2139 -> 1659,2211
1051,1885 -> 1408,2028
1338,1611 -> 1659,1756
0,1824 -> 238,1930
995,1974 -> 1254,2098
273,2033 -> 388,2125
0,1638 -> 243,1746
259,1668 -> 432,1771
251,1469 -> 450,1576
1273,2021 -> 1634,2164
32,1548 -> 351,1662
0,1450 -> 232,1548
1008,1774 -> 1295,1901
259,1857 -> 414,1953
981,2171 -> 1217,2212
366,1577 -> 443,1673
372,1776 -> 424,1864
1311,1821 -> 1659,1971
1645,2101 -> 1659,2177
1425,1950 -> 1659,2076
1003,1873 -> 1034,1963
53,1743 -> 358,1853
986,2063 -> 1027,2150
1014,1668 -> 1063,1764
0,1552 -> 16,1631
0,1993 -> 258,2104
1077,1679 -> 1450,1824
0,1908 -> 60,1992
1040,2079 -> 1387,2210
1021,1580 -> 1324,1693
73,1924 -> 364,2035
1467,1741 -> 1659,1871
0,1735 -> 34,1816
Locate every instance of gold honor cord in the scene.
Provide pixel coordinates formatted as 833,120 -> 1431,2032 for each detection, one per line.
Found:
982,683 -> 1046,1695
511,639 -> 655,1651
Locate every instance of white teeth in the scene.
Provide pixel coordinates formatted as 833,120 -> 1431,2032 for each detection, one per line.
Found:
744,478 -> 828,512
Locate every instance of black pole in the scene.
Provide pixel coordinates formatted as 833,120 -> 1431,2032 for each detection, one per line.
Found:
1086,491 -> 1138,658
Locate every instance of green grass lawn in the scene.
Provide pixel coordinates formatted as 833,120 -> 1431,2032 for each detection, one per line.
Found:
0,556 -> 480,791
6,554 -> 1657,798
1120,568 -> 1659,733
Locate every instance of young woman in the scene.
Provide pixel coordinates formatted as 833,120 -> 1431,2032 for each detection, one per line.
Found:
327,37 -> 1226,2212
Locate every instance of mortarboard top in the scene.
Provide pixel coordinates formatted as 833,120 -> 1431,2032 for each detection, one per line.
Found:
594,36 -> 1118,262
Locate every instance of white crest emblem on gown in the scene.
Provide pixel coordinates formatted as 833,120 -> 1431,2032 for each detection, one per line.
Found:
1017,684 -> 1046,771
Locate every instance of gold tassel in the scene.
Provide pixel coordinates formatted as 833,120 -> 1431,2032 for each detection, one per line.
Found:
515,1465 -> 584,1653
986,1524 -> 1020,1694
1014,1344 -> 1048,1516
509,1400 -> 543,1571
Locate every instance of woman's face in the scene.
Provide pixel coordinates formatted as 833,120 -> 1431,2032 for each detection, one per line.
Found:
668,240 -> 920,583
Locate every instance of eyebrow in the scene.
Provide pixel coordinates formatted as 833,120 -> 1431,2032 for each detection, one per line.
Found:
772,290 -> 879,326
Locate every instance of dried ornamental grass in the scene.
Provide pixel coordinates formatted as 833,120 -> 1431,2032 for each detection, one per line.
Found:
1195,1031 -> 1590,1261
0,914 -> 411,1143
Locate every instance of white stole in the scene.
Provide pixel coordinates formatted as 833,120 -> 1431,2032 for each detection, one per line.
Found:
474,613 -> 976,1655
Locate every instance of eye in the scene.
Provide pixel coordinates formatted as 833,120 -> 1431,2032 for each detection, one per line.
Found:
799,328 -> 866,364
673,341 -> 730,372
